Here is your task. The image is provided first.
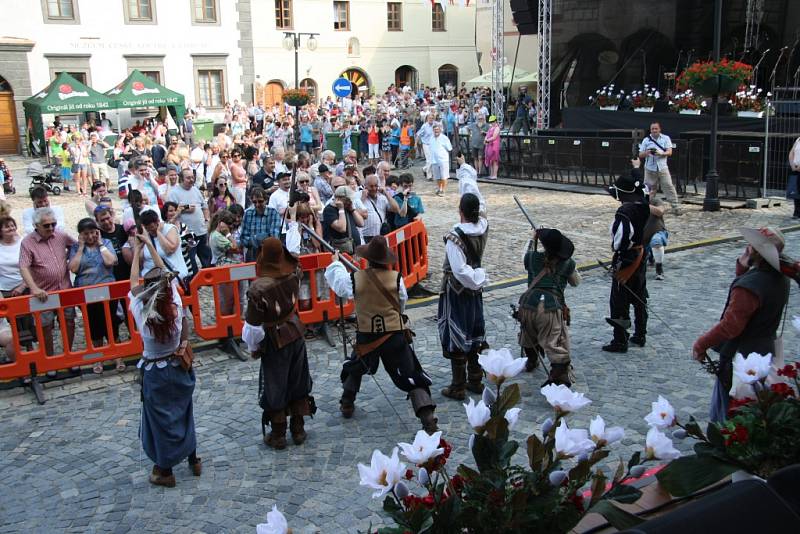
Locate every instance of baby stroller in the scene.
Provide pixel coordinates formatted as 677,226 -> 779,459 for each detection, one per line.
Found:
27,161 -> 63,196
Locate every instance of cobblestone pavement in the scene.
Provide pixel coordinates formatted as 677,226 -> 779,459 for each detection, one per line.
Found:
2,233 -> 799,533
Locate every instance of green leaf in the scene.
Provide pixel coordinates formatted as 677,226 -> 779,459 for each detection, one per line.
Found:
589,469 -> 607,507
627,451 -> 641,471
613,459 -> 625,484
589,449 -> 610,464
656,454 -> 739,497
684,416 -> 705,440
568,458 -> 591,483
497,383 -> 521,413
603,483 -> 642,504
500,440 -> 519,466
457,464 -> 479,482
588,500 -> 644,530
706,423 -> 725,449
472,434 -> 497,472
483,415 -> 509,443
527,434 -> 546,471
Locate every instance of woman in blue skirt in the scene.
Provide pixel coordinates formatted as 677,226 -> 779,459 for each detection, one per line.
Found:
129,231 -> 200,488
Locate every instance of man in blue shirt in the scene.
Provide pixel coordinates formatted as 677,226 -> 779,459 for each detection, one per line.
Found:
299,117 -> 314,154
391,173 -> 424,229
240,186 -> 282,262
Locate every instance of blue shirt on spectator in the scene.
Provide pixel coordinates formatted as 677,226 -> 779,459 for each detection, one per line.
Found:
300,124 -> 313,144
392,192 -> 425,228
239,206 -> 282,261
68,238 -> 116,287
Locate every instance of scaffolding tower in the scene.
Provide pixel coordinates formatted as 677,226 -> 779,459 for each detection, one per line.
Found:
536,0 -> 552,130
491,0 -> 505,126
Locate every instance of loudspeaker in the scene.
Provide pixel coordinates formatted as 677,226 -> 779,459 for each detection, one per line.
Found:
623,479 -> 800,533
510,0 -> 538,36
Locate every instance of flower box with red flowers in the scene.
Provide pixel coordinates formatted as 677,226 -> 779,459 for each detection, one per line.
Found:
731,85 -> 769,118
283,88 -> 310,107
670,89 -> 706,115
676,59 -> 753,96
588,84 -> 624,111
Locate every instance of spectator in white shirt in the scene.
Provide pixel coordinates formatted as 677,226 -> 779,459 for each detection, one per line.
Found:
361,174 -> 404,243
455,152 -> 485,215
22,187 -> 66,235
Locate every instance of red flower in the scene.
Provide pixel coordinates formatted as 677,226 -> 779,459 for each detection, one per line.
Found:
770,382 -> 796,398
404,469 -> 413,480
421,494 -> 435,509
451,474 -> 465,494
439,438 -> 452,459
728,397 -> 755,414
777,365 -> 798,379
721,424 -> 749,446
568,491 -> 584,512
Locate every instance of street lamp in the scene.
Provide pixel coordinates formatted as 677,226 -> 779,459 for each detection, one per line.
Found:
703,0 -> 722,212
282,32 -> 319,145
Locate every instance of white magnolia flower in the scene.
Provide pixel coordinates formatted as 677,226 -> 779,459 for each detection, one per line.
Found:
505,407 -> 521,431
644,395 -> 675,428
358,447 -> 407,498
554,419 -> 596,458
256,505 -> 289,534
732,353 -> 772,384
478,348 -> 527,385
645,427 -> 681,460
398,430 -> 445,465
464,398 -> 491,430
418,467 -> 429,486
540,384 -> 592,414
589,415 -> 625,446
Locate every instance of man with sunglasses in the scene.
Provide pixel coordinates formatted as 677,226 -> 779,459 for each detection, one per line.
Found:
22,186 -> 66,235
20,207 -> 77,356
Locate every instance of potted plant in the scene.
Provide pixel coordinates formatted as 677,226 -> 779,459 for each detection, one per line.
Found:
283,88 -> 310,107
629,86 -> 658,112
731,86 -> 770,118
676,59 -> 753,96
669,89 -> 706,115
656,351 -> 800,497
589,84 -> 624,111
357,348 -> 685,533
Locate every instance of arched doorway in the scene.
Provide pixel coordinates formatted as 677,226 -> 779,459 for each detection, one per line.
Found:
395,66 -> 418,91
341,68 -> 370,97
300,78 -> 318,104
437,64 -> 458,89
0,76 -> 18,154
263,80 -> 285,109
616,29 -> 676,91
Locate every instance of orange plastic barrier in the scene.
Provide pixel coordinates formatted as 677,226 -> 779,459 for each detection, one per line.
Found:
0,223 -> 429,382
384,219 -> 429,288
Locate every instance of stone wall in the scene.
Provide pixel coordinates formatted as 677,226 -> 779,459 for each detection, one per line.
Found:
0,41 -> 34,154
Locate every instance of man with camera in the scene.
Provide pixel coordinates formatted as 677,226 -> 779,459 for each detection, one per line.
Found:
638,122 -> 681,215
322,185 -> 364,255
361,174 -> 405,244
167,169 -> 212,270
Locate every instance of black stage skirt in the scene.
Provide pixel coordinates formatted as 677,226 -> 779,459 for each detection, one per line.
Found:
258,336 -> 313,412
437,284 -> 486,358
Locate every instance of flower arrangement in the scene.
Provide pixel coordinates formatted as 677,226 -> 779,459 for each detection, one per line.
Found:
657,350 -> 800,496
588,84 -> 625,109
669,89 -> 706,113
628,86 -> 658,109
730,85 -> 769,113
283,88 -> 310,107
256,505 -> 290,534
676,59 -> 753,94
358,347 -> 687,533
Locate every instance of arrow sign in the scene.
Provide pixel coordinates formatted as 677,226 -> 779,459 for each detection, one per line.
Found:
332,77 -> 352,98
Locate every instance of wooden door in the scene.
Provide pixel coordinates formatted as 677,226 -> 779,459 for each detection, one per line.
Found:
263,82 -> 284,109
0,92 -> 18,154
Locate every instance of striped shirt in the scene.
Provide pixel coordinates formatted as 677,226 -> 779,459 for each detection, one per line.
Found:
19,230 -> 77,292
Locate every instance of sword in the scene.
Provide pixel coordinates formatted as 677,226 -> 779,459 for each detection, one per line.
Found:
299,222 -> 361,272
513,195 -> 539,230
596,258 -> 719,375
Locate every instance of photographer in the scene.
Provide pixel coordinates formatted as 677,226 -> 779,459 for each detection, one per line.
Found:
322,186 -> 364,254
638,122 -> 681,215
390,173 -> 424,230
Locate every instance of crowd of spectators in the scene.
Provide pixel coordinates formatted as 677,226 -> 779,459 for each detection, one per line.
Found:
0,81 -> 509,367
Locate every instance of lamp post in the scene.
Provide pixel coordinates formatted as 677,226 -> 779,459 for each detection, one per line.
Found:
703,0 -> 722,212
282,32 -> 318,142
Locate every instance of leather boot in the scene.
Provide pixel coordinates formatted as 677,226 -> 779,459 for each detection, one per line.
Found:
149,465 -> 176,488
441,360 -> 467,400
466,353 -> 484,394
409,388 -> 438,434
264,411 -> 287,450
541,363 -> 572,388
524,347 -> 541,372
289,398 -> 309,445
340,390 -> 356,418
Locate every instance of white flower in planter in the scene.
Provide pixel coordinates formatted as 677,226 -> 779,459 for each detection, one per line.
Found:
644,395 -> 676,428
398,430 -> 444,466
505,407 -> 522,431
478,348 -> 527,385
464,398 -> 491,431
256,505 -> 289,534
358,447 -> 407,498
589,415 -> 625,446
732,352 -> 772,384
645,427 -> 681,461
540,384 -> 592,414
554,419 -> 596,459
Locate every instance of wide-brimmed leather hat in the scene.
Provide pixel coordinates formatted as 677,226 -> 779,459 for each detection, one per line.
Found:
256,237 -> 298,277
537,228 -> 575,260
608,173 -> 645,200
356,236 -> 397,266
742,227 -> 785,271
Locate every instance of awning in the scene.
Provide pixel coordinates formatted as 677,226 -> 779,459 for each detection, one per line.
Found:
463,66 -> 538,88
23,72 -> 113,114
104,69 -> 185,112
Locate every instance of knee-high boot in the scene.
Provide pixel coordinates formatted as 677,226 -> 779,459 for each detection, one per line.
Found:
409,388 -> 438,434
264,410 -> 287,450
466,353 -> 484,394
289,398 -> 309,445
441,359 -> 467,400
